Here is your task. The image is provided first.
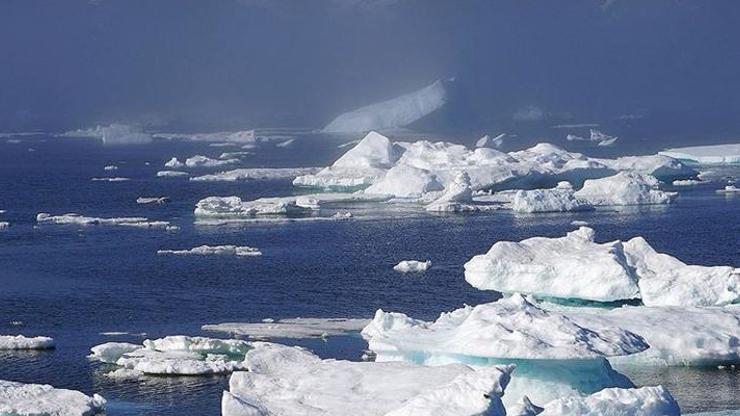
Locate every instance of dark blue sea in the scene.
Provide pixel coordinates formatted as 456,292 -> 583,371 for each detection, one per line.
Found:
0,134 -> 738,415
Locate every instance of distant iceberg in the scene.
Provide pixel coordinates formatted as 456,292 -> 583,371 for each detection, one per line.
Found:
61,123 -> 152,145
566,129 -> 618,147
659,143 -> 740,165
323,80 -> 449,133
190,167 -> 320,182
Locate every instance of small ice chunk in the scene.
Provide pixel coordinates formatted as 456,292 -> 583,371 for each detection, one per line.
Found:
194,196 -> 312,218
0,222 -> 9,230
185,155 -> 240,168
103,165 -> 118,171
476,133 -> 506,149
0,335 -> 55,350
164,157 -> 184,168
156,170 -> 189,178
136,196 -> 169,204
717,185 -> 740,193
425,171 -> 474,212
0,380 -> 106,415
157,245 -> 262,257
91,177 -> 130,182
672,179 -> 705,186
36,213 -> 169,229
393,260 -> 432,273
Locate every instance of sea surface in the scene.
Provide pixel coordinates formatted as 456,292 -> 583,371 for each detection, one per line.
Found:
0,134 -> 738,415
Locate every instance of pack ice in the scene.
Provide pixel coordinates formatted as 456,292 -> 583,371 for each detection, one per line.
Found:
221,342 -> 513,416
0,380 -> 106,416
323,79 -> 448,133
465,227 -> 739,306
361,294 -> 644,406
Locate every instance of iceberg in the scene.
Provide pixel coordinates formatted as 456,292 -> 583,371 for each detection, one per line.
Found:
465,227 -> 738,306
61,123 -> 152,145
464,227 -> 641,303
203,317 -> 370,339
537,385 -> 679,415
0,335 -> 55,350
156,170 -> 189,178
190,167 -> 320,182
194,196 -> 313,218
221,342 -> 513,416
574,172 -> 677,206
157,245 -> 262,256
364,164 -> 444,198
660,143 -> 740,165
424,171 -> 475,212
323,80 -> 448,133
362,294 -> 644,406
566,129 -> 618,147
598,154 -> 697,180
717,185 -> 740,193
0,380 -> 106,416
164,157 -> 184,168
36,213 -> 170,229
184,155 -> 240,168
89,336 -> 252,376
393,260 -> 432,273
511,182 -> 593,213
219,151 -> 252,159
673,179 -> 706,186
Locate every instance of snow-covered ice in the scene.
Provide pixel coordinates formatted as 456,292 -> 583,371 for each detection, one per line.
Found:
537,386 -> 679,416
190,167 -> 319,182
156,170 -> 189,178
393,260 -> 432,273
465,227 -> 738,306
511,182 -> 593,213
323,79 -> 448,133
36,213 -> 170,229
89,336 -> 252,376
157,245 -> 262,257
574,172 -> 677,206
660,143 -> 740,165
0,380 -> 106,416
184,155 -> 240,168
203,318 -> 370,339
153,129 -> 257,144
0,335 -> 55,350
221,342 -> 513,416
194,196 -> 313,218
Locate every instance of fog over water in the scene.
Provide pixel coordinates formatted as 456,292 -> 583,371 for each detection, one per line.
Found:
2,0 -> 740,140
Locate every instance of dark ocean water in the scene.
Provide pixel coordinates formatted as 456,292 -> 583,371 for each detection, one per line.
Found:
0,135 -> 738,415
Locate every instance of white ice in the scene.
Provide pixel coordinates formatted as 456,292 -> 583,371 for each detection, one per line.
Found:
660,143 -> 740,165
574,172 -> 677,206
717,185 -> 740,193
61,123 -> 151,145
537,385 -> 679,416
364,164 -> 444,198
203,317 -> 370,339
103,165 -> 118,171
0,379 -> 106,416
0,335 -> 55,350
91,177 -> 130,182
323,79 -> 448,133
36,213 -> 170,229
194,196 -> 313,218
511,182 -> 593,213
136,196 -> 169,204
156,170 -> 189,178
190,167 -> 319,182
164,157 -> 184,168
157,245 -> 262,256
153,130 -> 257,144
393,260 -> 432,273
425,171 -> 476,212
221,342 -> 513,416
184,155 -> 240,168
0,222 -> 9,230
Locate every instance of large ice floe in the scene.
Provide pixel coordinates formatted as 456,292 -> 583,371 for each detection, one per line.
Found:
323,79 -> 449,133
89,336 -> 252,377
36,213 -> 170,229
0,335 -> 55,350
203,318 -> 370,339
573,172 -> 677,206
157,245 -> 262,257
221,341 -> 513,416
0,380 -> 106,416
60,123 -> 152,145
660,143 -> 740,165
361,294 -> 644,407
465,227 -> 739,306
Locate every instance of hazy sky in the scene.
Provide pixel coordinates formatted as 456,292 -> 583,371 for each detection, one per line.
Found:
1,0 -> 739,131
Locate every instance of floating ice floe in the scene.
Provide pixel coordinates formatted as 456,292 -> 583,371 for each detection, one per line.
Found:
566,129 -> 618,147
136,196 -> 169,204
323,79 -> 449,133
157,245 -> 262,257
221,342 -> 513,416
465,227 -> 739,306
203,318 -> 370,339
61,123 -> 152,145
103,165 -> 118,171
36,213 -> 170,229
544,303 -> 740,366
184,155 -> 240,168
717,185 -> 740,193
536,385 -> 679,416
156,170 -> 189,178
194,196 -> 313,218
219,151 -> 252,159
511,182 -> 593,213
89,336 -> 252,376
361,294 -> 643,406
574,172 -> 677,206
0,380 -> 106,416
190,167 -> 320,182
660,143 -> 740,165
91,177 -> 130,182
393,260 -> 432,273
0,335 -> 55,350
164,157 -> 184,168
672,179 -> 706,186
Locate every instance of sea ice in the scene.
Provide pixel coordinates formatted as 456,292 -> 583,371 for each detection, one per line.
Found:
597,154 -> 696,180
164,157 -> 184,168
393,260 -> 432,273
672,179 -> 706,186
136,196 -> 169,204
190,167 -> 319,182
153,129 -> 256,144
511,182 -> 593,213
184,155 -> 240,168
323,79 -> 448,133
0,335 -> 55,350
574,172 -> 677,206
717,185 -> 740,193
103,165 -> 118,171
203,318 -> 370,339
221,342 -> 513,416
36,213 -> 170,229
91,177 -> 130,182
194,196 -> 312,218
61,123 -> 151,145
156,170 -> 189,178
566,129 -> 618,146
660,143 -> 740,165
157,245 -> 262,256
0,380 -> 106,415
537,385 -> 679,415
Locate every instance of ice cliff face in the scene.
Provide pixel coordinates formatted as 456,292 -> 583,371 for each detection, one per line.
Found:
323,80 -> 449,133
